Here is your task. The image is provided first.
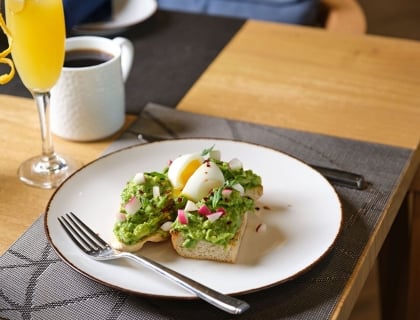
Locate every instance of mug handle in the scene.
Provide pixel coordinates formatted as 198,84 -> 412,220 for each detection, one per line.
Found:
112,37 -> 134,82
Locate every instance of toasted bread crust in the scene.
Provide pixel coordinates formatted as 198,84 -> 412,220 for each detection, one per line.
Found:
110,231 -> 169,253
170,212 -> 248,263
245,185 -> 263,201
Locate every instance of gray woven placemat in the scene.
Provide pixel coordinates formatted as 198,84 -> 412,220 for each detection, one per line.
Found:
0,103 -> 413,320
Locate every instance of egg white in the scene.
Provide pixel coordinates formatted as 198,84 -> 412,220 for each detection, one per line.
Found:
167,153 -> 204,189
181,161 -> 225,202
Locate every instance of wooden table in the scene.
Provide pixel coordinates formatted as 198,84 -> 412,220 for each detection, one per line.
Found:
0,95 -> 136,252
177,21 -> 420,320
1,19 -> 419,319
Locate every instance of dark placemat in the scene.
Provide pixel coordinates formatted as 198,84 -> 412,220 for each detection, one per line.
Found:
0,103 -> 414,320
0,10 -> 244,114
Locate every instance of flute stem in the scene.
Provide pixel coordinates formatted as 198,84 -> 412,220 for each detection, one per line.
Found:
33,91 -> 56,161
17,91 -> 80,188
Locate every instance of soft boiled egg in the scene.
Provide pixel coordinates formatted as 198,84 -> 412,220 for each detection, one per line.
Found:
181,161 -> 225,202
168,153 -> 204,190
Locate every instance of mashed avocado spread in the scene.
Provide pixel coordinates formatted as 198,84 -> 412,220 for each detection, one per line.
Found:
171,187 -> 255,248
113,171 -> 185,245
113,149 -> 262,248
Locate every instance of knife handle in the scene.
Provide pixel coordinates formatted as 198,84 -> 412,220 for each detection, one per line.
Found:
312,165 -> 366,190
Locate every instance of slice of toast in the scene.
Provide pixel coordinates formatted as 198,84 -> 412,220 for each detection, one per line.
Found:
244,185 -> 263,201
110,230 -> 168,253
170,212 -> 249,263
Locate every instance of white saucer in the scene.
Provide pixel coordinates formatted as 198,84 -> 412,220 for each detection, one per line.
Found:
72,0 -> 158,35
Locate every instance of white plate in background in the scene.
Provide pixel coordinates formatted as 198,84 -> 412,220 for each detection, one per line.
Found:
72,0 -> 157,35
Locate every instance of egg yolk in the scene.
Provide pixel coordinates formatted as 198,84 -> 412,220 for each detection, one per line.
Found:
179,159 -> 202,187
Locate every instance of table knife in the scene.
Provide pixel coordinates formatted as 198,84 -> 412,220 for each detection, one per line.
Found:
135,133 -> 366,190
311,165 -> 366,190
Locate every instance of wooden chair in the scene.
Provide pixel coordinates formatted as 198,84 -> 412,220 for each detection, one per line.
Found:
321,0 -> 367,34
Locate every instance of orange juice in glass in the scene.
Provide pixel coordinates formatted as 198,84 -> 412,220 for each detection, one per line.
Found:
5,0 -> 79,188
6,0 -> 65,91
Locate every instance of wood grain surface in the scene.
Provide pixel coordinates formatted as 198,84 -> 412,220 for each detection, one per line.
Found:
177,20 -> 420,150
0,94 -> 135,253
176,20 -> 420,320
1,19 -> 419,320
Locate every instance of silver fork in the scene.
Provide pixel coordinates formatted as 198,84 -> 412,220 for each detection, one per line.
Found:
58,212 -> 250,315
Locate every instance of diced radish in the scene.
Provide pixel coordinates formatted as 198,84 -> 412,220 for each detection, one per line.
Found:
209,150 -> 221,160
228,158 -> 243,170
256,223 -> 267,233
133,172 -> 145,184
232,183 -> 244,195
125,196 -> 141,215
198,204 -> 211,216
207,211 -> 224,222
184,200 -> 198,212
160,221 -> 173,231
177,209 -> 188,224
116,212 -> 126,222
222,189 -> 232,199
153,186 -> 160,198
215,207 -> 226,215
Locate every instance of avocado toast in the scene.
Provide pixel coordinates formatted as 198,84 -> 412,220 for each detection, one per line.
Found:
111,147 -> 263,263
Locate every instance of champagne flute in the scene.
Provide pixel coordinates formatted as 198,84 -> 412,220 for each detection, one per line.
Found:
4,0 -> 80,188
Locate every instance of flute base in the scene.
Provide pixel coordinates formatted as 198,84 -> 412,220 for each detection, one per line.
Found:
18,154 -> 81,189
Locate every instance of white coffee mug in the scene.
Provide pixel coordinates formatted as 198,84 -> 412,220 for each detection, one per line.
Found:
51,36 -> 134,141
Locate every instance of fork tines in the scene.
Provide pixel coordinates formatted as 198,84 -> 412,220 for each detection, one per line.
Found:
58,212 -> 108,253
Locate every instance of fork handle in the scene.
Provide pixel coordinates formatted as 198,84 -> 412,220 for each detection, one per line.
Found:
119,252 -> 250,314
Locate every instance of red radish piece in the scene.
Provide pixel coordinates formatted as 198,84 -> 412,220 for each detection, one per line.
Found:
184,200 -> 198,212
228,158 -> 243,170
177,209 -> 188,224
222,189 -> 232,199
256,223 -> 267,233
198,204 -> 212,216
209,150 -> 221,160
232,183 -> 244,195
116,212 -> 126,222
160,221 -> 173,231
125,196 -> 141,215
153,186 -> 160,198
207,211 -> 224,222
133,172 -> 145,184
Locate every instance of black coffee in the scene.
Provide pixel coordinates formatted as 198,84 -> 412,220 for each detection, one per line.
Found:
64,49 -> 114,68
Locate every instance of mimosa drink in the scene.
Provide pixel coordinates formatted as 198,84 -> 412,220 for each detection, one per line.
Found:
5,0 -> 65,91
3,0 -> 79,189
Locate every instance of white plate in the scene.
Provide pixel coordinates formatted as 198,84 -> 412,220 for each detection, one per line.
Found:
45,139 -> 342,298
72,0 -> 157,35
